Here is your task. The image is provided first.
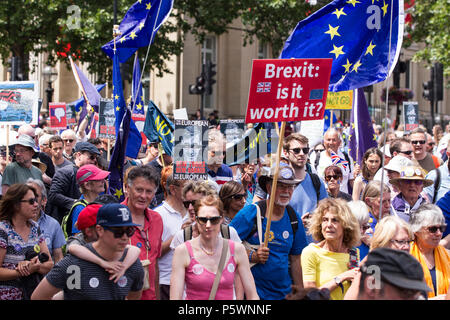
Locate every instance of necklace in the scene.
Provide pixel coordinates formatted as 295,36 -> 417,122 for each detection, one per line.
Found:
200,241 -> 217,256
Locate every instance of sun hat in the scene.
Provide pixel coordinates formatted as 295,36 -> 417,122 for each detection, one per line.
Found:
389,165 -> 433,187
14,134 -> 38,153
258,163 -> 301,194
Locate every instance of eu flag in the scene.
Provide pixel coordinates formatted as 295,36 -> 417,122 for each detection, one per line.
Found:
113,53 -> 142,159
131,53 -> 145,117
143,100 -> 174,156
323,109 -> 338,133
102,0 -> 174,63
348,88 -> 378,164
280,0 -> 404,92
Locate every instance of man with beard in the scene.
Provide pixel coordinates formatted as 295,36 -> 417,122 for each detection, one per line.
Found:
230,164 -> 308,300
283,133 -> 327,227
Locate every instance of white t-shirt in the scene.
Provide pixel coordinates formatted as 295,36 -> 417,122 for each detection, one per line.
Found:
155,201 -> 189,285
309,150 -> 354,194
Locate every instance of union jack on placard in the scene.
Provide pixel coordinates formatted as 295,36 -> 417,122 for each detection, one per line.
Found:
257,82 -> 271,93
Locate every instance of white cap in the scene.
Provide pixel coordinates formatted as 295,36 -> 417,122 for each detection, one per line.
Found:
379,144 -> 391,158
384,155 -> 413,173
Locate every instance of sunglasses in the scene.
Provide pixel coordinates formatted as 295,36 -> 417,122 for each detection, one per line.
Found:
230,193 -> 247,201
183,200 -> 196,209
411,140 -> 426,145
289,147 -> 309,155
314,148 -> 325,152
402,180 -> 423,185
63,139 -> 75,143
399,150 -> 413,155
103,226 -> 136,238
426,225 -> 446,234
20,198 -> 38,205
325,175 -> 341,181
196,216 -> 222,225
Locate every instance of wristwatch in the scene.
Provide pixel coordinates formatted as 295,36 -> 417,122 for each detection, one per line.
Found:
334,276 -> 342,286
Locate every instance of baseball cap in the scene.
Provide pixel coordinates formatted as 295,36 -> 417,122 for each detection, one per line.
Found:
73,142 -> 100,155
76,164 -> 110,185
96,203 -> 140,228
362,248 -> 431,293
15,134 -> 38,152
75,203 -> 102,230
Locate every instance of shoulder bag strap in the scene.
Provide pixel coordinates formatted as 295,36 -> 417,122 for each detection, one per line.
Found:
208,239 -> 229,300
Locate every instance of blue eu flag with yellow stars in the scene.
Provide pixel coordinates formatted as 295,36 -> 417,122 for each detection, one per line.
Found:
281,0 -> 404,92
131,53 -> 145,116
102,0 -> 174,63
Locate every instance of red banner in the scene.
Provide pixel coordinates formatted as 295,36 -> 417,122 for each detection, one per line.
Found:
49,102 -> 67,129
245,58 -> 332,123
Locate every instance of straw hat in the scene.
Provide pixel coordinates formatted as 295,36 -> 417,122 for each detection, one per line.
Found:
389,165 -> 433,187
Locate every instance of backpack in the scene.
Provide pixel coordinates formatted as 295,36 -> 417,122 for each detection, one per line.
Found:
61,199 -> 88,240
248,200 -> 299,240
432,168 -> 441,204
183,223 -> 230,242
305,162 -> 322,202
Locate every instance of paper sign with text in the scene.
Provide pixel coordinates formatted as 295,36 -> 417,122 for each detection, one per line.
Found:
326,90 -> 353,110
49,103 -> 67,130
245,58 -> 332,123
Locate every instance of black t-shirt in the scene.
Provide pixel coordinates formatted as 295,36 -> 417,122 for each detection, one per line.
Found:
45,243 -> 144,300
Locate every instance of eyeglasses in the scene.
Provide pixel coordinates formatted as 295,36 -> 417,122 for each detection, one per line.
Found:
402,180 -> 423,186
325,175 -> 341,181
426,225 -> 446,234
20,198 -> 38,205
196,216 -> 222,225
230,193 -> 247,201
183,200 -> 196,209
289,147 -> 309,155
103,226 -> 136,238
390,239 -> 412,246
398,150 -> 413,155
314,148 -> 325,152
63,139 -> 74,143
411,140 -> 426,145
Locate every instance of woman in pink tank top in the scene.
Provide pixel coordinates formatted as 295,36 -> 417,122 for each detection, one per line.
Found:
170,195 -> 259,300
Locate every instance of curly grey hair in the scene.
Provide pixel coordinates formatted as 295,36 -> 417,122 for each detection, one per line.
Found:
409,203 -> 446,234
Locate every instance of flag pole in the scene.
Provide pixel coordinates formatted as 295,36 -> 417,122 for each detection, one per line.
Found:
5,125 -> 9,166
263,121 -> 286,247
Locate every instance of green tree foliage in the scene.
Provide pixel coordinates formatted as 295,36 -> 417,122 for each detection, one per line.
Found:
0,0 -> 323,82
406,0 -> 450,78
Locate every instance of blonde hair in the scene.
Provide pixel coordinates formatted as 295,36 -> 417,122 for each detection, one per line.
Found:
370,215 -> 413,250
308,198 -> 361,248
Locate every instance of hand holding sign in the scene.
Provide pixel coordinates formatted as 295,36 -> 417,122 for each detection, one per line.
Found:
246,59 -> 332,123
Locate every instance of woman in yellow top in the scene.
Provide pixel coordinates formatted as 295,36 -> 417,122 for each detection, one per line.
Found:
409,203 -> 450,299
301,198 -> 361,300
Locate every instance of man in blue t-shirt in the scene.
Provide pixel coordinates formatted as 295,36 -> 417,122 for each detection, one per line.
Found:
283,133 -> 328,229
230,165 -> 308,300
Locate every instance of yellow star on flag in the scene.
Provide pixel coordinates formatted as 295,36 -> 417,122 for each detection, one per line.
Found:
114,94 -> 119,100
136,103 -> 143,110
330,45 -> 345,59
116,106 -> 120,111
129,31 -> 137,40
352,60 -> 362,73
365,41 -> 376,56
351,123 -> 355,129
373,134 -> 377,141
325,25 -> 341,40
333,8 -> 346,19
119,37 -> 126,43
346,0 -> 361,7
146,2 -> 152,10
381,1 -> 388,16
342,59 -> 352,73
114,188 -> 123,198
139,22 -> 145,30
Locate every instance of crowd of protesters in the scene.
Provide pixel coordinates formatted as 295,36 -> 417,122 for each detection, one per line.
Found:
0,117 -> 449,301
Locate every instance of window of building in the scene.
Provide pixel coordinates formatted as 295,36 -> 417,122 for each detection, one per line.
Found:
258,41 -> 269,59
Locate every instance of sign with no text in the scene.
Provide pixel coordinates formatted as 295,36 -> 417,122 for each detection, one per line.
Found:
245,58 -> 332,123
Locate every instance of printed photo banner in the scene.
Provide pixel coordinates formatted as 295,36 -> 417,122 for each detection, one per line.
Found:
49,103 -> 67,130
98,98 -> 116,139
0,81 -> 39,124
403,101 -> 419,133
245,58 -> 332,123
173,119 -> 209,181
